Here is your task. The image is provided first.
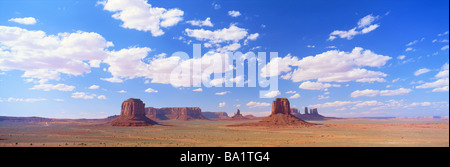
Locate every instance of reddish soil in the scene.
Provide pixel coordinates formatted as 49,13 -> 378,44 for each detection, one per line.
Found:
228,113 -> 315,128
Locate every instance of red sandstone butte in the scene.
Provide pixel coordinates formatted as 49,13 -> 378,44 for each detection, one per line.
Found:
229,98 -> 313,127
271,98 -> 291,115
230,109 -> 249,120
109,98 -> 157,126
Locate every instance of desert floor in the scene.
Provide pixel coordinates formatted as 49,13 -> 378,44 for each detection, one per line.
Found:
0,118 -> 448,147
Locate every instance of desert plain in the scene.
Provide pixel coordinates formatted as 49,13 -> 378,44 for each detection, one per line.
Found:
0,118 -> 448,147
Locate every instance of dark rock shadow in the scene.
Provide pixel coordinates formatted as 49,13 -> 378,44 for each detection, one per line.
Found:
154,122 -> 173,127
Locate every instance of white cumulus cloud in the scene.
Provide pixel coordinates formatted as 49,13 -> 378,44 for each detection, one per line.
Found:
215,91 -> 230,95
414,68 -> 431,76
185,25 -> 248,44
8,17 -> 37,25
97,95 -> 106,100
351,88 -> 412,98
71,92 -> 96,99
416,63 -> 449,92
357,14 -> 379,28
193,88 -> 203,92
219,102 -> 226,107
145,88 -> 158,93
262,47 -> 391,84
30,83 -> 75,91
6,97 -> 47,102
298,81 -> 340,91
329,14 -> 380,41
98,0 -> 184,36
246,101 -> 271,108
228,10 -> 241,17
263,90 -> 281,98
0,26 -> 113,83
88,85 -> 100,90
186,17 -> 213,27
289,93 -> 301,99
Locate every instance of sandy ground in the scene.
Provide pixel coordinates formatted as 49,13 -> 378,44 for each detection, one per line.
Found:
0,118 -> 448,147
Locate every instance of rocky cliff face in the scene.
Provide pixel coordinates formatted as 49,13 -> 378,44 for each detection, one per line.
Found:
109,98 -> 157,126
145,107 -> 207,120
271,98 -> 291,115
120,98 -> 146,117
202,112 -> 229,119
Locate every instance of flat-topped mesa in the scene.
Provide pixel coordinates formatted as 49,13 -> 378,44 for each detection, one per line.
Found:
202,112 -> 229,119
120,98 -> 146,117
177,107 -> 206,120
145,107 -> 207,120
109,98 -> 157,126
271,98 -> 291,115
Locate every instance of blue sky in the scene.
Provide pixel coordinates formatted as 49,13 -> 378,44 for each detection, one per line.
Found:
0,0 -> 448,118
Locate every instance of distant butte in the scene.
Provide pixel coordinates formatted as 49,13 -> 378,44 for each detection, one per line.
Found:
230,109 -> 249,120
290,107 -> 326,120
229,98 -> 314,127
202,112 -> 229,119
145,107 -> 207,121
108,98 -> 157,126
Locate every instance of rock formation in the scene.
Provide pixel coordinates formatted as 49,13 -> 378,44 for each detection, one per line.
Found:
230,109 -> 249,120
291,107 -> 325,120
290,108 -> 299,114
229,98 -> 313,127
109,98 -> 157,126
271,98 -> 291,115
234,109 -> 242,116
202,112 -> 229,119
145,107 -> 207,120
